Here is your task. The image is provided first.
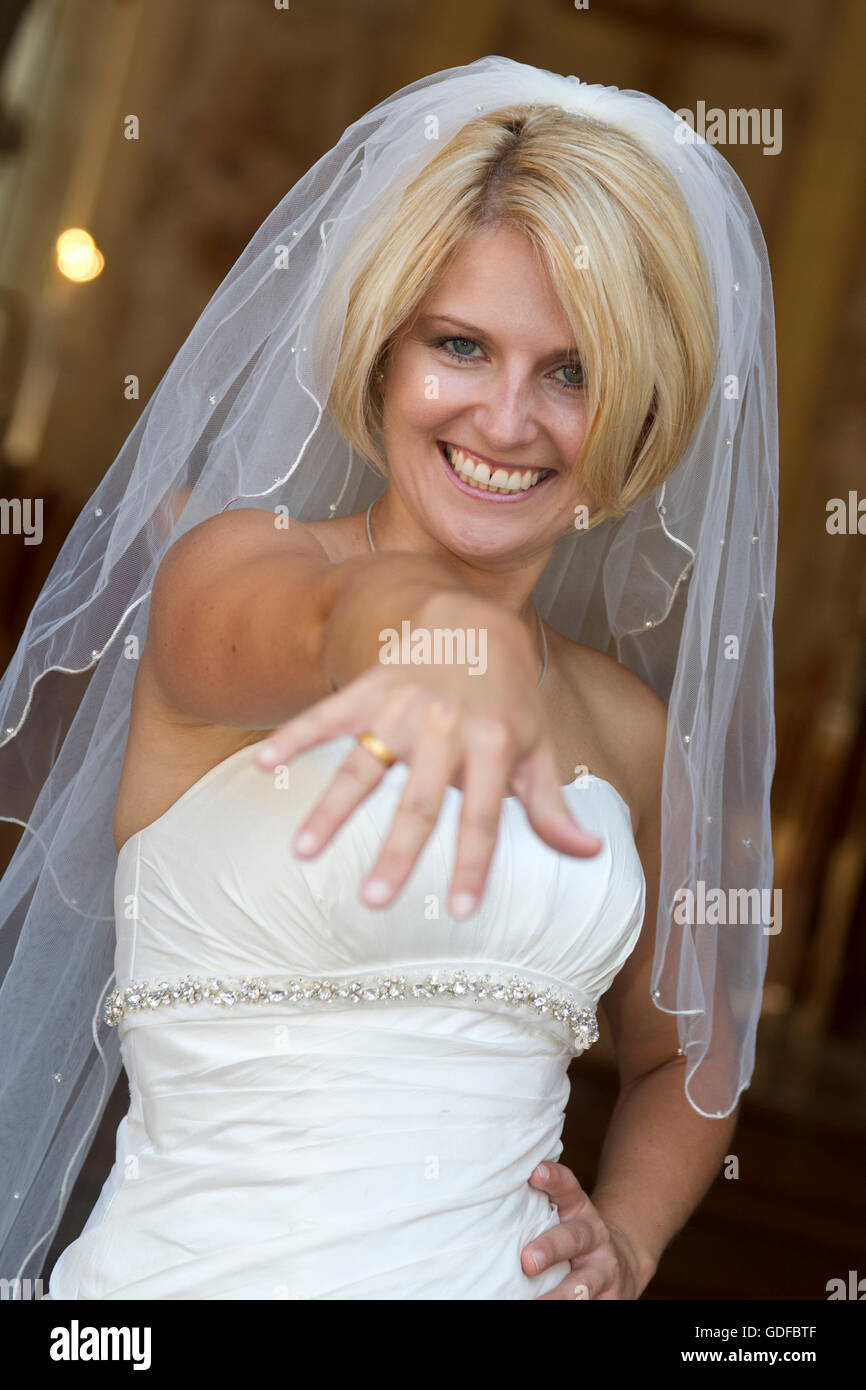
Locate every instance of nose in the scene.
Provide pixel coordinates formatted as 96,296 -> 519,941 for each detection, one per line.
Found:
469,367 -> 539,453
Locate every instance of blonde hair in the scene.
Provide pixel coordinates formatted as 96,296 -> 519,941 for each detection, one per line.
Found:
325,105 -> 716,525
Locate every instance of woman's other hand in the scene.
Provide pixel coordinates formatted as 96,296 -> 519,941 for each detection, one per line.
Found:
522,1161 -> 650,1299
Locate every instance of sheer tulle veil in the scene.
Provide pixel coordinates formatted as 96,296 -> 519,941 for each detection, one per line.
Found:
0,56 -> 777,1282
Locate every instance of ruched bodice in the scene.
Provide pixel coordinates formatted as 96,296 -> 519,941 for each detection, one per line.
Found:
49,734 -> 645,1300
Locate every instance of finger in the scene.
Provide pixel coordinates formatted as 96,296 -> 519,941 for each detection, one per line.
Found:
359,701 -> 460,907
290,682 -> 426,858
527,1160 -> 588,1221
536,1272 -> 596,1301
290,734 -> 394,859
511,743 -> 603,859
255,667 -> 381,769
521,1215 -> 599,1279
446,720 -> 515,918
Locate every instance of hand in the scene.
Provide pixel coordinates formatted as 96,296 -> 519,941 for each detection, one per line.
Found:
522,1161 -> 649,1300
255,599 -> 602,918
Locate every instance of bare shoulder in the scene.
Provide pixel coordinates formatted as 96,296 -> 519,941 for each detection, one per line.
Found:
556,637 -> 667,837
160,505 -> 366,568
159,506 -> 331,571
145,507 -> 334,704
113,509 -> 335,854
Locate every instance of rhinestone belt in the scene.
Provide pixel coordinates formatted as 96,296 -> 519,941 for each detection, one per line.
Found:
104,966 -> 599,1053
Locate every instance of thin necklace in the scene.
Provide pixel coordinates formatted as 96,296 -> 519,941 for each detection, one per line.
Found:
365,499 -> 548,690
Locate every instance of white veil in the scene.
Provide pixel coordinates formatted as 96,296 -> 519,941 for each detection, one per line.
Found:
0,56 -> 777,1283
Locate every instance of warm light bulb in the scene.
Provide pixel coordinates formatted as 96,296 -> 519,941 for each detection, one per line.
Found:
56,227 -> 104,282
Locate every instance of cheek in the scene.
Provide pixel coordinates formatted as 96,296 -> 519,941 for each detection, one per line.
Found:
556,394 -> 589,435
548,403 -> 590,464
385,364 -> 453,435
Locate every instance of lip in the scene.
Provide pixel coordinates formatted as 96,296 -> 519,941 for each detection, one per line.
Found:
437,442 -> 556,503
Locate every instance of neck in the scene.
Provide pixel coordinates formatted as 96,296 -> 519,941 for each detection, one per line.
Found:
365,489 -> 562,630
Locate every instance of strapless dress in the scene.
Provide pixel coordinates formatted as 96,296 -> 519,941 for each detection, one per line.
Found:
47,732 -> 645,1299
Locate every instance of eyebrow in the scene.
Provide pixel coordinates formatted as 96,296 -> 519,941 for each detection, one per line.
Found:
425,313 -> 579,360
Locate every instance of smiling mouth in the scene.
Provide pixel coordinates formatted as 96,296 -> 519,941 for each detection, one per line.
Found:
439,441 -> 555,495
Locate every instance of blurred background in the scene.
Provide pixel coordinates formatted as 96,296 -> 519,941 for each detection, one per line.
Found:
0,0 -> 864,1299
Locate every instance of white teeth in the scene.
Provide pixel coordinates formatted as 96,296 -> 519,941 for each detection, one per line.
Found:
444,444 -> 550,493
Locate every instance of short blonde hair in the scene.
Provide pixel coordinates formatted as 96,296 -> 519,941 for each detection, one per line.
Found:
325,105 -> 716,525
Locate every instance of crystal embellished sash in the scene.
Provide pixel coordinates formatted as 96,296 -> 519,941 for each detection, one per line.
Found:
104,964 -> 599,1054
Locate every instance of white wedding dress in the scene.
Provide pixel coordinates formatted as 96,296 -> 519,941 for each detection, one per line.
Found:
47,732 -> 645,1300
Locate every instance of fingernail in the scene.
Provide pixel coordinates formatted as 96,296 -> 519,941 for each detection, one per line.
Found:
363,878 -> 391,903
257,742 -> 280,766
535,1163 -> 549,1180
292,830 -> 318,854
451,892 -> 476,918
530,1250 -> 545,1272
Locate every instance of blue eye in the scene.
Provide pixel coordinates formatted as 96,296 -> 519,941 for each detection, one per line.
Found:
432,336 -> 585,392
556,362 -> 584,390
440,336 -> 481,358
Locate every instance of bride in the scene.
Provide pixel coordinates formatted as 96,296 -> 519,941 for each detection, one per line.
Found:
0,57 -> 777,1300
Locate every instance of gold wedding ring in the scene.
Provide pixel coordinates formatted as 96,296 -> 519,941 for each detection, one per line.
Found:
357,731 -> 397,768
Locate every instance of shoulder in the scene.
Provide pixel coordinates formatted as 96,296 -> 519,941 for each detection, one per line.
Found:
560,639 -> 667,838
156,507 -> 370,575
158,506 -> 330,572
149,508 -> 330,618
144,507 -> 333,704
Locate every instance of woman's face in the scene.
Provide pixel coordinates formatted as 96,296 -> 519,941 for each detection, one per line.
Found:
379,223 -> 595,566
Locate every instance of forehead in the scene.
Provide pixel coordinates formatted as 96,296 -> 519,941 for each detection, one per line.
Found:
417,225 -> 574,345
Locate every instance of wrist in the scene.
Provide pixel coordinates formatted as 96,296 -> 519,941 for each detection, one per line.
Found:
590,1199 -> 660,1296
614,1225 -> 659,1297
416,590 -> 535,661
321,560 -> 467,686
